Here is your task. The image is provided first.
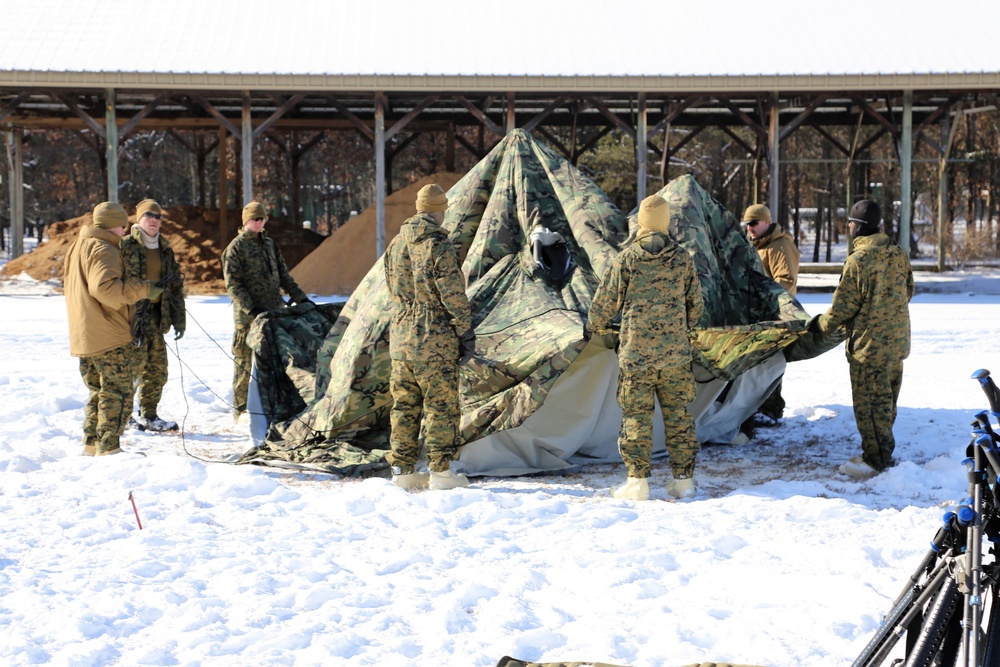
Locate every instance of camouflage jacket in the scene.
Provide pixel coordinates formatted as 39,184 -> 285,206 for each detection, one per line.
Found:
222,228 -> 307,326
588,230 -> 705,371
384,213 -> 472,362
818,232 -> 913,364
120,226 -> 186,335
752,223 -> 800,295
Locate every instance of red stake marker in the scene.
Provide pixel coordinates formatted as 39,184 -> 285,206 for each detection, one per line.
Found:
128,491 -> 143,530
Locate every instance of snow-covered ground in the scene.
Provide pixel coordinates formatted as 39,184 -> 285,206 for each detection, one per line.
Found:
2,256 -> 1000,667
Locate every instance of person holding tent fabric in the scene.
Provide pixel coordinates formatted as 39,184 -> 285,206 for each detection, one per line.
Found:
120,198 -> 186,432
383,183 -> 473,492
813,199 -> 913,479
222,201 -> 311,421
588,194 -> 706,501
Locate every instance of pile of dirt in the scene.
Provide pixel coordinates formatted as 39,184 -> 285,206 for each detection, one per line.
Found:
1,206 -> 326,295
290,172 -> 464,296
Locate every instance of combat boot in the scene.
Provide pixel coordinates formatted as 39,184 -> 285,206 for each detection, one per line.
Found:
611,477 -> 650,501
429,469 -> 470,491
839,456 -> 880,479
136,414 -> 178,432
391,465 -> 430,490
81,444 -> 96,456
666,476 -> 696,499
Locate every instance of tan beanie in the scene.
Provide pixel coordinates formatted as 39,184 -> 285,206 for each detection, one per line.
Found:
637,194 -> 670,233
415,184 -> 448,213
242,201 -> 267,224
92,202 -> 129,230
742,203 -> 772,224
135,198 -> 162,221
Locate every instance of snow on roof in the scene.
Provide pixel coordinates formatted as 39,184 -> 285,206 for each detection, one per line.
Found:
2,0 -> 999,79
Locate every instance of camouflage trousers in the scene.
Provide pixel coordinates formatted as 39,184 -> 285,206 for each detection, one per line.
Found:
231,323 -> 251,415
850,359 -> 903,471
79,344 -> 138,453
386,359 -> 460,473
617,363 -> 699,479
134,310 -> 169,419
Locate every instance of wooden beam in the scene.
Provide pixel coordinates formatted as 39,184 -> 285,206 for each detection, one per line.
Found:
852,96 -> 900,140
188,92 -> 241,137
648,96 -> 704,137
719,125 -> 755,156
388,131 -> 421,160
576,125 -> 613,158
52,91 -> 105,138
537,126 -> 572,159
521,96 -> 569,133
455,95 -> 503,138
453,131 -> 483,160
722,99 -> 767,141
253,93 -> 305,137
812,125 -> 851,156
119,93 -> 170,140
585,97 -> 636,140
778,94 -> 828,143
384,95 -> 439,141
856,127 -> 888,155
326,96 -> 375,142
0,93 -> 31,121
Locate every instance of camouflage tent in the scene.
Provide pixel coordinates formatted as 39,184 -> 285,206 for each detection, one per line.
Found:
239,130 -> 839,476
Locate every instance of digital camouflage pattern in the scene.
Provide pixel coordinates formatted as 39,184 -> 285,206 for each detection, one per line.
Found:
817,232 -> 913,364
588,229 -> 704,478
817,232 -> 913,470
236,133 -> 842,476
120,227 -> 186,418
120,226 -> 186,338
588,230 -> 704,372
386,360 -> 460,471
222,228 -> 308,413
384,213 -> 472,362
80,343 -> 137,453
383,212 -> 469,471
222,228 -> 309,324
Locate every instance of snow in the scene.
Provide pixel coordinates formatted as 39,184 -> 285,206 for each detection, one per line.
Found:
2,261 -> 1000,667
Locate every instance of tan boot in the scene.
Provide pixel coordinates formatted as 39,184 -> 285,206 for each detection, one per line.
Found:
81,444 -> 96,456
95,446 -> 124,457
392,471 -> 430,490
429,469 -> 470,491
666,476 -> 696,499
611,477 -> 650,500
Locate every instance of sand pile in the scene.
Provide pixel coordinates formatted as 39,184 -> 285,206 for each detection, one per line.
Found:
290,172 -> 464,296
1,207 -> 325,295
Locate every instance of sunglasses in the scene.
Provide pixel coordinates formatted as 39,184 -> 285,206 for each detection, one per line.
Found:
744,220 -> 767,228
249,217 -> 266,223
143,213 -> 163,220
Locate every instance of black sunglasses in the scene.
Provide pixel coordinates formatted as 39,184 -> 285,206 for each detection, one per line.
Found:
143,212 -> 163,220
249,217 -> 266,222
744,220 -> 766,228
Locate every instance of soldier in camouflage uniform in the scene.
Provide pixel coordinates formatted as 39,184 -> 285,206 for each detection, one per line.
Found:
588,194 -> 706,500
64,202 -> 163,456
742,203 -> 799,430
222,201 -> 311,419
814,199 -> 914,479
384,183 -> 473,491
120,199 -> 186,432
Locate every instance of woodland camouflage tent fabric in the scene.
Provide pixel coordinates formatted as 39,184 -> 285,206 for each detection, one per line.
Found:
238,130 -> 842,476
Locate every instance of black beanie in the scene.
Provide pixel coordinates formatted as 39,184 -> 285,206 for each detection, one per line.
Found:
849,199 -> 881,236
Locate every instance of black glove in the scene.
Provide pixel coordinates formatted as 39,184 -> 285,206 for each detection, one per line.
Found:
459,330 -> 476,361
582,323 -> 592,341
174,327 -> 185,341
249,306 -> 266,318
296,298 -> 316,310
